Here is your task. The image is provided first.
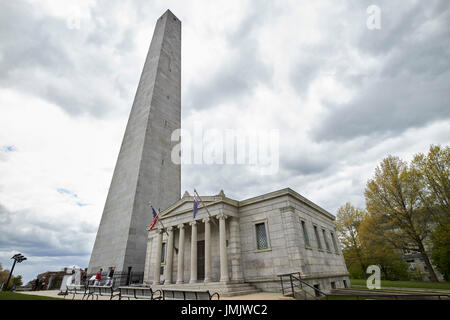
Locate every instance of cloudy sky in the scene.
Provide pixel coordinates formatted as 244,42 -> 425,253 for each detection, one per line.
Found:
0,0 -> 449,283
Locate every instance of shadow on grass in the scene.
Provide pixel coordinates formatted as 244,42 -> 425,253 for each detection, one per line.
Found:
0,291 -> 64,300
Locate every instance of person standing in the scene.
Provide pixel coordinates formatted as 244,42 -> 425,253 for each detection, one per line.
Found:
94,268 -> 102,286
80,268 -> 88,287
104,267 -> 115,287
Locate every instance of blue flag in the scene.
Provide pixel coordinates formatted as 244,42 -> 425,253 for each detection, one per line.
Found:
193,194 -> 199,219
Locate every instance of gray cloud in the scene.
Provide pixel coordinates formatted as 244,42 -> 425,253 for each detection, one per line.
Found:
184,3 -> 274,112
0,0 -> 132,117
0,203 -> 94,258
312,0 -> 450,142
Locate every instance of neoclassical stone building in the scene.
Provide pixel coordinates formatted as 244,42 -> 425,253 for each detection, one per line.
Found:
143,188 -> 350,295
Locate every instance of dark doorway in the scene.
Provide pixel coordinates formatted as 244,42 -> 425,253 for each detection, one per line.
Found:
197,240 -> 205,280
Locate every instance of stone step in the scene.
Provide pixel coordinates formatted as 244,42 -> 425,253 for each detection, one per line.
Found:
220,289 -> 261,297
152,282 -> 261,296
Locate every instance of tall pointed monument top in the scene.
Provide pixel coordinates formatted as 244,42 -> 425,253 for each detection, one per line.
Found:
161,9 -> 180,20
88,10 -> 181,275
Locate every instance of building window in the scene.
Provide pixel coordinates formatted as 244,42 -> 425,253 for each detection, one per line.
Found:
161,242 -> 167,263
343,280 -> 348,288
301,221 -> 310,247
322,229 -> 331,251
255,222 -> 269,250
314,226 -> 322,249
330,232 -> 339,253
331,281 -> 336,289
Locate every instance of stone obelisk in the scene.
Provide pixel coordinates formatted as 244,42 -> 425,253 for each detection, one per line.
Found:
88,10 -> 181,275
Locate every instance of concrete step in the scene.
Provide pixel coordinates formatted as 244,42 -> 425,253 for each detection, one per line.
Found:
221,289 -> 261,297
152,281 -> 261,296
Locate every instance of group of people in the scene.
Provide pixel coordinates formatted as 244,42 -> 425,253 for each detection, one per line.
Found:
92,267 -> 115,286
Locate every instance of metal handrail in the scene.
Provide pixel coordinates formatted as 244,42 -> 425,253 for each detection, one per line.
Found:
279,272 -> 450,300
279,272 -> 328,300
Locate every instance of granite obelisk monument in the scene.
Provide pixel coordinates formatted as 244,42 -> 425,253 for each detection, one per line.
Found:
88,10 -> 181,275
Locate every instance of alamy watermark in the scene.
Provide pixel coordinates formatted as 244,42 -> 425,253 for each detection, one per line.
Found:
366,265 -> 381,289
170,122 -> 280,175
366,5 -> 381,30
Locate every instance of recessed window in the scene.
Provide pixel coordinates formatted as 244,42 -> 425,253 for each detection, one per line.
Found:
322,229 -> 331,251
330,232 -> 339,253
255,223 -> 269,250
301,221 -> 310,247
313,226 -> 322,249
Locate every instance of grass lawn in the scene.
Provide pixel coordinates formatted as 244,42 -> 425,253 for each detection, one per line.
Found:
350,279 -> 450,290
0,291 -> 64,300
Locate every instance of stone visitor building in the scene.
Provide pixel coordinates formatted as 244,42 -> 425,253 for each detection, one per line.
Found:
143,189 -> 349,295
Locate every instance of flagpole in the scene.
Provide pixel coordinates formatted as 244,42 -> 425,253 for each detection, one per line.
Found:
194,189 -> 217,226
147,202 -> 169,236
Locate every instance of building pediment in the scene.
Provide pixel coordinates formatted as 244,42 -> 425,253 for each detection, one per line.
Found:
159,192 -> 238,220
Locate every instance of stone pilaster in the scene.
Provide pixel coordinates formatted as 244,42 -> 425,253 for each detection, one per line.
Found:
229,217 -> 244,282
176,224 -> 185,284
203,217 -> 212,283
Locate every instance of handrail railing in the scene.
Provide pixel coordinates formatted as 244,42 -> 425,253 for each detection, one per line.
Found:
279,272 -> 328,300
278,272 -> 450,300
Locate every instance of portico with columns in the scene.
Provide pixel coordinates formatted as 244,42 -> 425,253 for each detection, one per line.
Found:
145,191 -> 242,286
143,188 -> 350,295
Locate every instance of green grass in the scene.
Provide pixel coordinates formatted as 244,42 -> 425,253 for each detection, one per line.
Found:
350,279 -> 450,290
323,295 -> 387,300
0,291 -> 64,300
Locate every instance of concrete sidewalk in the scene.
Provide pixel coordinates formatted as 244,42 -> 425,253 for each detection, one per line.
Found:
20,290 -> 293,300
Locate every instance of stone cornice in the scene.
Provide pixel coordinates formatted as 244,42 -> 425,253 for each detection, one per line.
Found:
238,188 -> 335,220
158,187 -> 335,222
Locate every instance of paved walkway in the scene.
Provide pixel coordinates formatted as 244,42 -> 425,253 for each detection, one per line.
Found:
20,290 -> 293,300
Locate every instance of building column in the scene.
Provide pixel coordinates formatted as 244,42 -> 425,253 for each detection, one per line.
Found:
164,226 -> 174,284
217,214 -> 229,282
176,224 -> 185,284
153,229 -> 163,284
203,217 -> 212,283
189,221 -> 198,283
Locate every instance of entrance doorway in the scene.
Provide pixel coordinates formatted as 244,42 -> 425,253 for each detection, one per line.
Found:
197,240 -> 205,280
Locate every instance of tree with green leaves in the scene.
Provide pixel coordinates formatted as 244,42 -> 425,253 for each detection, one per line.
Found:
359,214 -> 410,280
364,155 -> 440,282
430,220 -> 450,281
411,145 -> 450,226
335,203 -> 367,278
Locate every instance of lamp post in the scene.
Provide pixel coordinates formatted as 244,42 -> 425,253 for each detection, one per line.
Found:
3,253 -> 27,291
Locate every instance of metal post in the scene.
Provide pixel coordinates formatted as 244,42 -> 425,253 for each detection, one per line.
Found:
3,260 -> 17,291
280,276 -> 284,295
289,274 -> 294,298
194,189 -> 217,226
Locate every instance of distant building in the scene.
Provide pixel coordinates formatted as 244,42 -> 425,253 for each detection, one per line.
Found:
36,270 -> 66,290
403,250 -> 444,282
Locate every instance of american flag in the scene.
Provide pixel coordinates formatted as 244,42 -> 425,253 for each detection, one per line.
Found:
148,207 -> 159,231
193,193 -> 199,219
